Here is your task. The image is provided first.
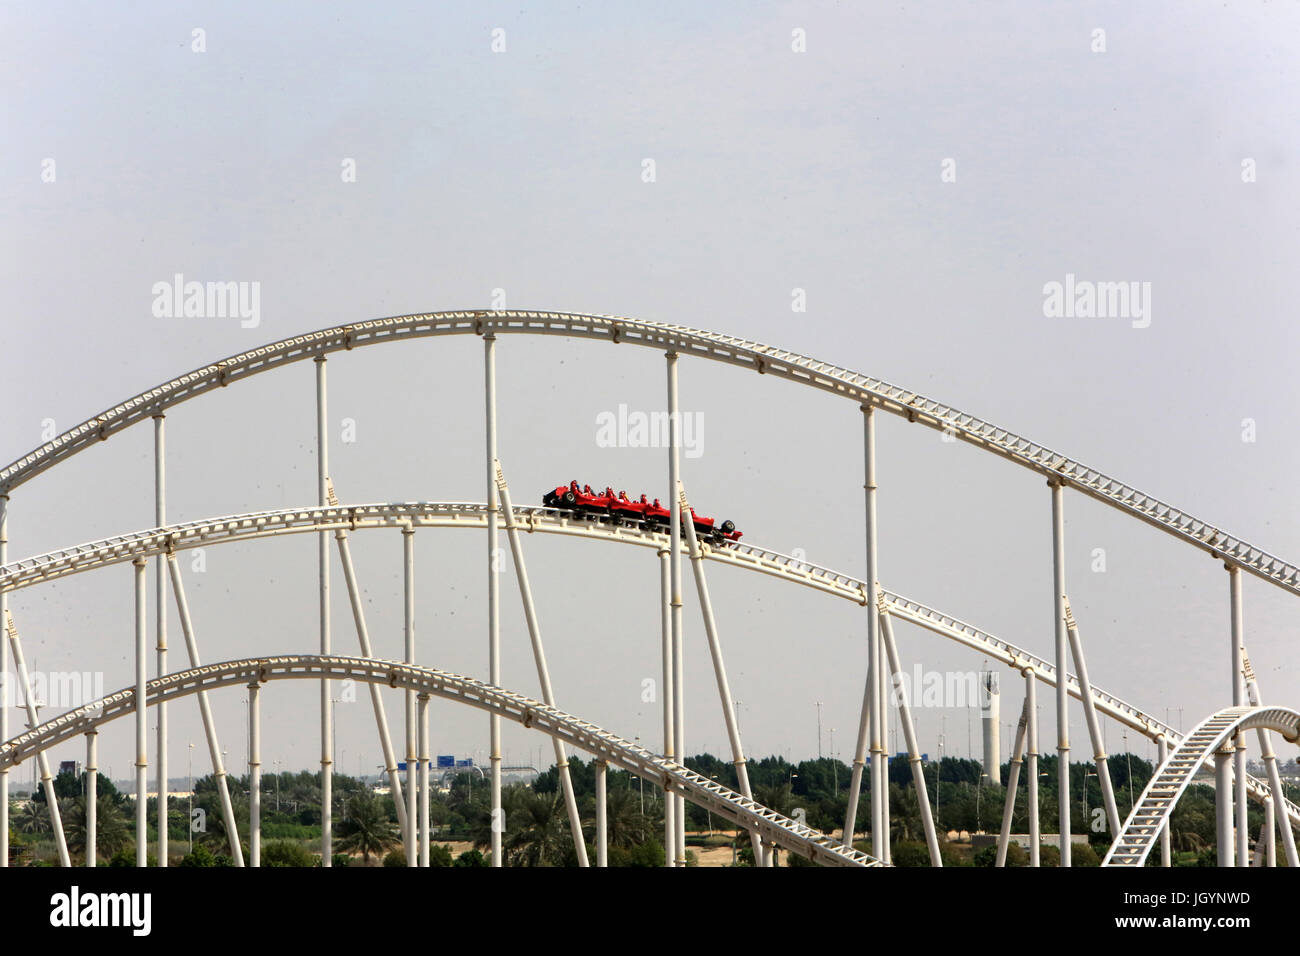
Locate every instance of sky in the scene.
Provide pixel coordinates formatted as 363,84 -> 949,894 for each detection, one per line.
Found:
2,2 -> 1298,798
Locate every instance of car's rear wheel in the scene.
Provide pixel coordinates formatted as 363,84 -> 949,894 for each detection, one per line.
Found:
563,490 -> 577,506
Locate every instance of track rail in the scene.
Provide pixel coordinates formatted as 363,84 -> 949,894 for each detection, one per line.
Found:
1102,706 -> 1300,867
3,501 -> 1296,827
0,655 -> 883,868
0,310 -> 1295,596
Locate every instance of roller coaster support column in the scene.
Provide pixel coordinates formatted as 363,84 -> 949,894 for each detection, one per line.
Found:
1229,566 -> 1248,866
842,630 -> 875,850
249,680 -> 261,867
666,351 -> 686,866
1241,648 -> 1299,866
679,483 -> 764,863
1260,801 -> 1275,866
0,494 -> 8,868
4,610 -> 69,865
403,523 -> 417,867
1026,668 -> 1040,867
659,547 -> 677,866
484,332 -> 503,868
495,462 -> 590,866
153,413 -> 168,866
419,692 -> 430,867
1049,478 -> 1070,866
865,406 -> 886,861
1063,599 -> 1121,837
165,553 -> 244,864
1156,735 -> 1171,866
134,556 -> 147,867
879,603 -> 941,865
315,356 -> 333,866
331,494 -> 407,833
86,731 -> 97,867
996,696 -> 1029,867
1216,748 -> 1234,866
596,760 -> 608,867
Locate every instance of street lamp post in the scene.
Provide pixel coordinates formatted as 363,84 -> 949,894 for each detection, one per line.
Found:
187,742 -> 194,853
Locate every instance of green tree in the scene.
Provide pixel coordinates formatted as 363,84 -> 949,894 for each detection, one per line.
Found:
262,840 -> 316,867
336,790 -> 400,864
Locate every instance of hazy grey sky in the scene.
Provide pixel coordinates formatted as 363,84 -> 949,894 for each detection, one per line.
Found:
2,2 -> 1298,794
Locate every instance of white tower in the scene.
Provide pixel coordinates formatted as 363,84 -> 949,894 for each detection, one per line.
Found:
980,671 -> 1000,786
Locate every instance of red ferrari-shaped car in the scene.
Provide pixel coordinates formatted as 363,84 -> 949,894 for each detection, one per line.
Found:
543,480 -> 741,543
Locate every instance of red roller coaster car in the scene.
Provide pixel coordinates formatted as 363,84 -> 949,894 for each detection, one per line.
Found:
542,480 -> 741,543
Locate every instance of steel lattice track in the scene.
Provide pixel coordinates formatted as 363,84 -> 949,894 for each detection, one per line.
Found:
2,501 -> 1296,829
1103,706 -> 1300,866
0,310 -> 1295,597
0,655 -> 883,868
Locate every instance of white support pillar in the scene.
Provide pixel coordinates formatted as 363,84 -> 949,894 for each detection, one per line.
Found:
1240,644 -> 1299,867
86,731 -> 98,867
842,634 -> 874,850
666,351 -> 686,866
1063,600 -> 1121,837
248,680 -> 261,868
1263,799 -> 1276,867
878,604 -> 941,865
996,695 -> 1030,867
484,333 -> 503,868
659,547 -> 676,866
333,523 -> 407,833
419,692 -> 430,867
863,406 -> 885,863
153,413 -> 168,867
1157,735 -> 1172,867
1215,748 -> 1234,866
134,556 -> 148,867
4,610 -> 70,866
495,464 -> 590,866
678,482 -> 764,862
1026,668 -> 1040,867
165,553 -> 244,865
1049,479 -> 1070,866
1228,566 -> 1248,866
315,356 -> 333,866
596,759 -> 608,868
403,524 -> 417,868
0,493 -> 8,869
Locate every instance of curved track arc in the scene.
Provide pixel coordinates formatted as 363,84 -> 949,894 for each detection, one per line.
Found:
0,654 -> 883,868
0,310 -> 1295,596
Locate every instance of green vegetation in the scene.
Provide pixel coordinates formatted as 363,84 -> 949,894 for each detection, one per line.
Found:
5,752 -> 1291,865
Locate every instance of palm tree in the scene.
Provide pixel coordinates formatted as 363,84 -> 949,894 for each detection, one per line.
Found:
337,790 -> 400,864
598,787 -> 654,848
503,789 -> 565,866
15,800 -> 49,835
64,794 -> 130,861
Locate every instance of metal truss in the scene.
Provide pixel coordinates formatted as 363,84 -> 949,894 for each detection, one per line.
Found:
0,310 -> 1294,598
1103,706 -> 1300,867
0,655 -> 883,868
2,502 -> 1294,832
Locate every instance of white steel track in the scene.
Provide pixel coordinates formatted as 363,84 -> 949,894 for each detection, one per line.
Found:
0,655 -> 883,868
1102,706 -> 1300,867
2,501 -> 1295,828
0,310 -> 1295,598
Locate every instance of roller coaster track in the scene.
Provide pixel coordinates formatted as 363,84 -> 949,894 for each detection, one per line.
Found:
3,501 -> 1296,829
0,310 -> 1295,597
0,655 -> 883,868
1102,706 -> 1300,867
